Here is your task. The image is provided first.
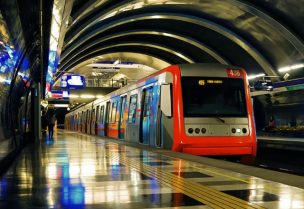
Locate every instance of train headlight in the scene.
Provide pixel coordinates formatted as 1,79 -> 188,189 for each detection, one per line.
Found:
195,128 -> 200,134
242,128 -> 247,133
188,128 -> 194,134
201,128 -> 206,134
231,128 -> 236,133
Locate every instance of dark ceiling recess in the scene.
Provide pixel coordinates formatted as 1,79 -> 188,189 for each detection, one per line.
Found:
57,0 -> 304,82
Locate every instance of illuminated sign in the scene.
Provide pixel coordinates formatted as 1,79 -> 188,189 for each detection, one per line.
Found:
198,80 -> 205,85
60,75 -> 85,89
226,68 -> 243,78
199,80 -> 223,85
207,80 -> 223,84
51,90 -> 69,98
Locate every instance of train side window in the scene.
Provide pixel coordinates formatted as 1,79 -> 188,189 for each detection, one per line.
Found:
143,88 -> 153,117
128,94 -> 138,123
110,101 -> 118,123
100,105 -> 104,124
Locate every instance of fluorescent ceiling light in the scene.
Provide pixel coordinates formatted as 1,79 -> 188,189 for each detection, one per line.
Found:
113,59 -> 120,65
69,94 -> 79,98
278,63 -> 304,73
247,73 -> 265,80
88,63 -> 155,71
54,104 -> 69,107
80,95 -> 95,98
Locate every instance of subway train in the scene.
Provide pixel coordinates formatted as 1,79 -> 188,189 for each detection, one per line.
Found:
65,64 -> 257,159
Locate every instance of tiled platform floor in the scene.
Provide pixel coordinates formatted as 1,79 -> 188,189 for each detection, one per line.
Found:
0,130 -> 304,208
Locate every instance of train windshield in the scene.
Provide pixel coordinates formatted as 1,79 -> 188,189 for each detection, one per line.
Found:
182,77 -> 247,117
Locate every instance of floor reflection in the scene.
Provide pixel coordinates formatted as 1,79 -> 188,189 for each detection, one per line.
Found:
0,131 -> 303,209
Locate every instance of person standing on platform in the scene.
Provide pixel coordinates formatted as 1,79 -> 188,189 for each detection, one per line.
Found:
265,115 -> 276,132
46,109 -> 56,139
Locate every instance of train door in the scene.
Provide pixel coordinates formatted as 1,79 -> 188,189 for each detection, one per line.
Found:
86,109 -> 91,134
109,100 -> 118,137
91,108 -> 96,135
153,85 -> 162,147
77,113 -> 80,131
77,112 -> 81,131
95,106 -> 100,135
104,101 -> 111,136
99,105 -> 105,136
118,95 -> 127,139
81,111 -> 86,133
140,87 -> 153,144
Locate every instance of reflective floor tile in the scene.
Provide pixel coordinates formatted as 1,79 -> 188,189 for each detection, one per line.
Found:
223,189 -> 279,202
172,172 -> 212,178
81,193 -> 205,209
93,173 -> 155,181
144,162 -> 172,166
199,180 -> 247,186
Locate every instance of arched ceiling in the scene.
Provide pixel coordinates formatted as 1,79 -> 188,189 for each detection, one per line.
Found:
55,0 -> 304,83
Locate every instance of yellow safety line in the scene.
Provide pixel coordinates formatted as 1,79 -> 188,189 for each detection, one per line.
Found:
192,165 -> 252,184
158,153 -> 283,194
128,159 -> 264,209
68,132 -> 271,208
108,153 -> 266,209
120,156 -> 262,209
146,149 -> 283,193
116,156 -> 232,209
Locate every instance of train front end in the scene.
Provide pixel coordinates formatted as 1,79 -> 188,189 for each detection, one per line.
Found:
174,64 -> 257,158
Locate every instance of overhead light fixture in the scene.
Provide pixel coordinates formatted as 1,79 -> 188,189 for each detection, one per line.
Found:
247,73 -> 265,80
54,104 -> 69,108
278,63 -> 304,73
113,59 -> 120,65
283,73 -> 290,80
69,94 -> 79,98
80,94 -> 95,98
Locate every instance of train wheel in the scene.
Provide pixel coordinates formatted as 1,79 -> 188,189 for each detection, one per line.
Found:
240,155 -> 256,165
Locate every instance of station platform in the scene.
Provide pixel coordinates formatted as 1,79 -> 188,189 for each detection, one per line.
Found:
1,130 -> 304,209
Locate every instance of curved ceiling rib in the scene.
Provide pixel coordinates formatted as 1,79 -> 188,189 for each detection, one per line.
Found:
55,0 -> 304,83
59,31 -> 229,70
59,14 -> 274,76
65,0 -> 304,60
53,52 -> 171,85
57,0 -> 304,79
230,0 -> 304,55
56,43 -> 194,80
66,0 -> 303,53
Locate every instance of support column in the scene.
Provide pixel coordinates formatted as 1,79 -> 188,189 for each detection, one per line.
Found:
31,82 -> 41,141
